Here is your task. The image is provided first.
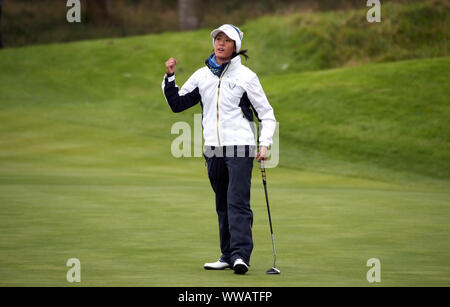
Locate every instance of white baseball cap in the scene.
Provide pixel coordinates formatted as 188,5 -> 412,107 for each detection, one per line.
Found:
210,24 -> 244,52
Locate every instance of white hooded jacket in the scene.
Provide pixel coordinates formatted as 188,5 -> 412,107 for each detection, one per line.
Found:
162,55 -> 276,148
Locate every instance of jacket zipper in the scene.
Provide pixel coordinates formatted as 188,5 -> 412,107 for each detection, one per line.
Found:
216,82 -> 221,146
216,65 -> 229,147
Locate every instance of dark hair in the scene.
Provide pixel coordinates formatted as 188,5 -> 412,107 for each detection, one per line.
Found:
233,41 -> 248,60
232,49 -> 249,61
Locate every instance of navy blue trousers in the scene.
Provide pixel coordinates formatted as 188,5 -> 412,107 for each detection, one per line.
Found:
205,146 -> 254,266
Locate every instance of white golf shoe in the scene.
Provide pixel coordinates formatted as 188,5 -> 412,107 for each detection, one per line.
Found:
204,259 -> 231,270
233,258 -> 248,274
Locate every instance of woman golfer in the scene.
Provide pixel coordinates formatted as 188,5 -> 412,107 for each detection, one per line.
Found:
162,24 -> 276,274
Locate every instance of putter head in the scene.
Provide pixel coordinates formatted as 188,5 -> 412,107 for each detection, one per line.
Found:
266,267 -> 280,274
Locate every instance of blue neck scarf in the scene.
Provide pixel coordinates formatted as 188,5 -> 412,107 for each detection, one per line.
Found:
206,53 -> 230,77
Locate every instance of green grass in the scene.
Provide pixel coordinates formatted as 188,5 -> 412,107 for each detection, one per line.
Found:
267,57 -> 450,184
240,1 -> 449,74
0,2 -> 449,286
1,162 -> 449,286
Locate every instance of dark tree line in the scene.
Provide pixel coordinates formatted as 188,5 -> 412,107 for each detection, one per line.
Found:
0,0 -> 3,48
83,0 -> 200,30
0,0 -> 423,48
80,0 -> 377,31
85,0 -> 109,23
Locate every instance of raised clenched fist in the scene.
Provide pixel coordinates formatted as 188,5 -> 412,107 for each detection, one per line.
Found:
165,57 -> 177,75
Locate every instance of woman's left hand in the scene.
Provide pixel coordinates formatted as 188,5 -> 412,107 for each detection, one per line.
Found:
256,146 -> 268,161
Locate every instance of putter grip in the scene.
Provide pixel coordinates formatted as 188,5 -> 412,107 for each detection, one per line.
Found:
261,162 -> 266,182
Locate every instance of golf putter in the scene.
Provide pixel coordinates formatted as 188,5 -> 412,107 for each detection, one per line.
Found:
260,159 -> 280,274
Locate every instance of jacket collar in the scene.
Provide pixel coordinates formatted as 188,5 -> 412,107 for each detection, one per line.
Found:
205,53 -> 242,77
227,55 -> 242,72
